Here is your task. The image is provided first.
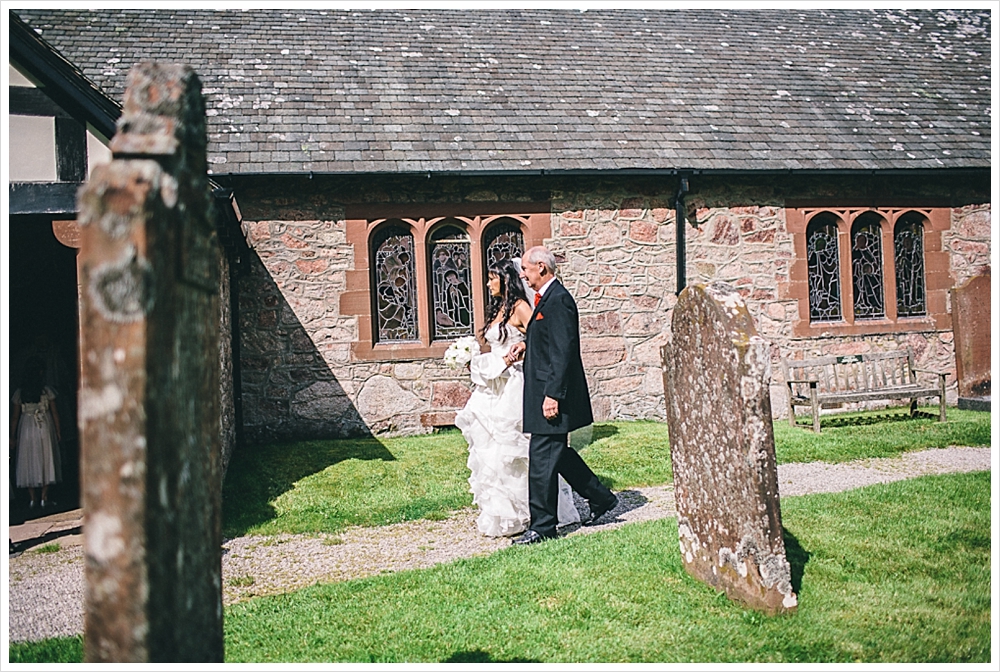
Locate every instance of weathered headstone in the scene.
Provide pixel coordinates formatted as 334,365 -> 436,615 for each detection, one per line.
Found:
662,282 -> 797,615
76,63 -> 223,662
951,271 -> 990,408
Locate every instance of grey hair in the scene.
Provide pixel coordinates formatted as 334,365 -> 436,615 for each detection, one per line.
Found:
525,246 -> 557,274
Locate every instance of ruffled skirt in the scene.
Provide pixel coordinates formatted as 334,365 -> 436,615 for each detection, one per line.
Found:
456,367 -> 579,537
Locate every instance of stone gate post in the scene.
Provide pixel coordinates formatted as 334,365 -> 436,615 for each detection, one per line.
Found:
76,63 -> 223,662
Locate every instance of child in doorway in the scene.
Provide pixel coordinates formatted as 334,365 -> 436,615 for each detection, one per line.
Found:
10,356 -> 62,508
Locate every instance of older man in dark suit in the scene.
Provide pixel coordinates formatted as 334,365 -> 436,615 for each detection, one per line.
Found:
508,246 -> 618,545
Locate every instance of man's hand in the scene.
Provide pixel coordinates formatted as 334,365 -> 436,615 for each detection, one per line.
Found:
504,341 -> 526,366
543,396 -> 559,420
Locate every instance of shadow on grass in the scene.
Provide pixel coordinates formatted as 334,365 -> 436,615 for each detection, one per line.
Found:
560,489 -> 648,532
791,409 -> 940,431
222,436 -> 396,537
783,528 -> 811,595
444,649 -> 540,663
591,423 -> 620,441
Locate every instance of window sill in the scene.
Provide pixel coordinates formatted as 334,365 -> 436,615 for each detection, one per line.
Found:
792,315 -> 944,338
351,340 -> 453,362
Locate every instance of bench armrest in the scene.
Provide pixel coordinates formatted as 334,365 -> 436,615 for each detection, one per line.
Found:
785,378 -> 817,385
912,368 -> 948,377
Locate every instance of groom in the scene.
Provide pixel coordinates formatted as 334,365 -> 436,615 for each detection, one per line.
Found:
509,246 -> 619,545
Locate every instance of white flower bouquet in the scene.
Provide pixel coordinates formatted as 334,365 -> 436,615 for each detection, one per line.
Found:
444,335 -> 480,369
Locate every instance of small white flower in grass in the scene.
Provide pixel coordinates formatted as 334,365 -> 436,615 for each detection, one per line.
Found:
444,336 -> 480,369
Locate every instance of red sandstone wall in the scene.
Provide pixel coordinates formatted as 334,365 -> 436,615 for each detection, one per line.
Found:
235,175 -> 990,441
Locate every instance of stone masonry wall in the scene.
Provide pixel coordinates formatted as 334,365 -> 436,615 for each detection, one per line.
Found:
218,250 -> 236,477
235,174 -> 990,442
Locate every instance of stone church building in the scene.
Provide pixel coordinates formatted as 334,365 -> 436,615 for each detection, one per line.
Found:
7,9 -> 992,460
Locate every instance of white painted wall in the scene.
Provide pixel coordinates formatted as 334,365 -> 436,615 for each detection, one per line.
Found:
87,128 -> 112,173
9,114 -> 57,182
9,63 -> 112,181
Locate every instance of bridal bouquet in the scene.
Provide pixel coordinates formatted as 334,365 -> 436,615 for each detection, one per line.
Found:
444,335 -> 480,369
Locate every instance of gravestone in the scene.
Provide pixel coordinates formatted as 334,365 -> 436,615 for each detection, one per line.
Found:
76,63 -> 223,662
662,282 -> 797,615
951,271 -> 990,409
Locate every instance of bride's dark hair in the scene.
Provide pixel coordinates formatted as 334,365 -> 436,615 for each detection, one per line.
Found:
480,259 -> 529,345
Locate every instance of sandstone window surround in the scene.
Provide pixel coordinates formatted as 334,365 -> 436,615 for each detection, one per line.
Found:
342,203 -> 551,360
786,207 -> 950,338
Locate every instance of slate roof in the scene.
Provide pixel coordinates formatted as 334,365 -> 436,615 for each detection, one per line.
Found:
14,8 -> 992,176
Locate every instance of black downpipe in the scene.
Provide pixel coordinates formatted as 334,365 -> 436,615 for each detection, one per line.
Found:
675,173 -> 690,296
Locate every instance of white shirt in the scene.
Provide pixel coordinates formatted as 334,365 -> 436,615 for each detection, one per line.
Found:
535,277 -> 556,300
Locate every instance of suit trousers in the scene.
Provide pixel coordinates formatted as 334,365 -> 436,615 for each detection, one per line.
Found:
527,433 -> 613,537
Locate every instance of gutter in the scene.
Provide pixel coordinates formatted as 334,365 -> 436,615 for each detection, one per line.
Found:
209,166 -> 990,182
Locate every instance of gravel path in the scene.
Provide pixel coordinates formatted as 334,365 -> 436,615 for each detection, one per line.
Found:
8,445 -> 992,643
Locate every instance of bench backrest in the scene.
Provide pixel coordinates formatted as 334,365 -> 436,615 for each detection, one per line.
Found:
781,349 -> 916,395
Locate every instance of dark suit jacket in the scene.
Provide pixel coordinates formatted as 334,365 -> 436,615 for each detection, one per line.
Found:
522,279 -> 594,435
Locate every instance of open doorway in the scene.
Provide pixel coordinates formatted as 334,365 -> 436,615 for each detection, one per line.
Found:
8,215 -> 80,521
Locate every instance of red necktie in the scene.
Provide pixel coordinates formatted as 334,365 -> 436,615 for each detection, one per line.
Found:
534,293 -> 541,307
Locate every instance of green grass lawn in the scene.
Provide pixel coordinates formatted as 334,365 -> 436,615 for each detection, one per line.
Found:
219,472 -> 991,663
15,471 -> 989,662
221,408 -> 989,538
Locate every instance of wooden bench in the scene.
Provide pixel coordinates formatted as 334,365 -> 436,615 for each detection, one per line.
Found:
781,349 -> 947,432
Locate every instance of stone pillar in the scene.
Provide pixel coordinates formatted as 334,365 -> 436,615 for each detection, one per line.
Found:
76,63 -> 223,662
951,271 -> 991,405
662,282 -> 797,615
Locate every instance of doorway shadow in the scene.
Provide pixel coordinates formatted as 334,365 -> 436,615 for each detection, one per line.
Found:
7,215 -> 81,520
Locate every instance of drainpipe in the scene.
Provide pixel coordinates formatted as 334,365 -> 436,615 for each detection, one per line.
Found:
675,173 -> 690,296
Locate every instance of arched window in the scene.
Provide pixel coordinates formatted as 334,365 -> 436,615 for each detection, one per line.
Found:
483,218 -> 525,268
371,223 -> 418,342
894,213 -> 926,317
806,214 -> 842,322
789,206 -> 949,337
851,213 -> 885,320
429,222 -> 473,340
345,204 -> 550,360
482,217 -> 525,300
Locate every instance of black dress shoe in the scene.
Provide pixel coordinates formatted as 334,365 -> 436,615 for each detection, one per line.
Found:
585,494 -> 619,526
512,529 -> 549,545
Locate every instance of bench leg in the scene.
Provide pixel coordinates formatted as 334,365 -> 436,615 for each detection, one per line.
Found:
910,398 -> 918,416
938,374 -> 947,422
787,384 -> 796,428
810,384 -> 820,433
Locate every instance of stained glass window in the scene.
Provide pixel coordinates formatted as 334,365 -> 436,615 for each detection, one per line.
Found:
894,214 -> 926,317
851,215 -> 885,320
483,219 -> 525,268
483,219 -> 525,301
807,215 -> 842,322
429,224 -> 473,340
372,224 -> 418,342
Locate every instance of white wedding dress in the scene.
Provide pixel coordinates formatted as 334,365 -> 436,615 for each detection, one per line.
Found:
455,323 -> 581,537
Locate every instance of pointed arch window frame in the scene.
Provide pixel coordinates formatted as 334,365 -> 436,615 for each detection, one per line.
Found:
342,203 -> 551,361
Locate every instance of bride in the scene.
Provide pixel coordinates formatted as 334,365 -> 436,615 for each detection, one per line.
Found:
455,259 -> 581,537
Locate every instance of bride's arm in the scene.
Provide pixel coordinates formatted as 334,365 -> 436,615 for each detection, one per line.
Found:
469,343 -> 510,386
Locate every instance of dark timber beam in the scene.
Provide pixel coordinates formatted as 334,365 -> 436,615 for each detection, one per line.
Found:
56,117 -> 87,182
9,182 -> 83,215
9,86 -> 73,117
